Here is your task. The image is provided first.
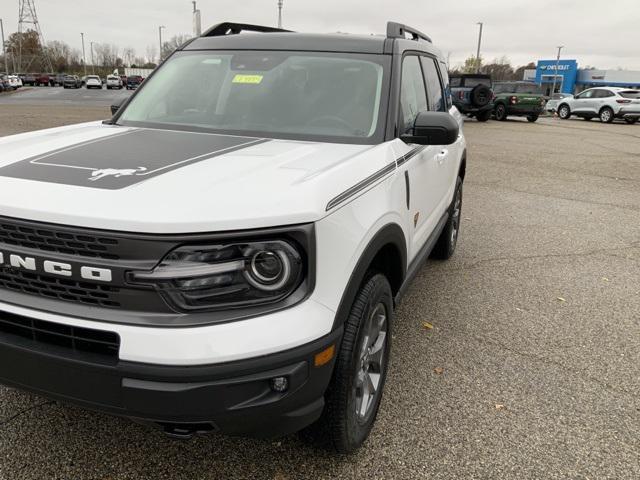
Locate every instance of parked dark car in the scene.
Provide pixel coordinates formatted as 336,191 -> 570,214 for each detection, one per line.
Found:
23,73 -> 37,86
492,82 -> 546,122
51,73 -> 67,86
0,75 -> 9,92
36,73 -> 52,86
62,75 -> 83,89
450,74 -> 494,122
126,75 -> 143,90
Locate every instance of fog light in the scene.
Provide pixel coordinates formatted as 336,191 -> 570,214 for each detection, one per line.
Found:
270,376 -> 289,393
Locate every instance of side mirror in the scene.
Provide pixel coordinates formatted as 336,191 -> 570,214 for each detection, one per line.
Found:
110,99 -> 124,116
402,111 -> 459,145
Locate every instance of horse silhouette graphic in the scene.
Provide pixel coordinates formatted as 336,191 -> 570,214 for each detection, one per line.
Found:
88,167 -> 147,181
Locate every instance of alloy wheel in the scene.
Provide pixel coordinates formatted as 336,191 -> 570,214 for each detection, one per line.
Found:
354,302 -> 388,422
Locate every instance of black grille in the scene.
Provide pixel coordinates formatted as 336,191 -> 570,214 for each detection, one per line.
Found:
0,310 -> 120,360
0,268 -> 121,308
0,221 -> 120,260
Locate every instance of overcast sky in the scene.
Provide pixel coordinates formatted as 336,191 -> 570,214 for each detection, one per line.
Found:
2,0 -> 639,70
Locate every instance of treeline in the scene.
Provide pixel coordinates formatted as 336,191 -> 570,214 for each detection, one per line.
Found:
450,55 -> 537,81
0,29 -> 190,75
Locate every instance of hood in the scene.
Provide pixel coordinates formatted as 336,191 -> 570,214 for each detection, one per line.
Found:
0,122 -> 393,233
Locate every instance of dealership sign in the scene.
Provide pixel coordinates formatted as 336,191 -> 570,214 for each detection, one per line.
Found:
535,59 -> 579,93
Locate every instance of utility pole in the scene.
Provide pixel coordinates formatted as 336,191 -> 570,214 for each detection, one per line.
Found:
80,32 -> 87,77
277,0 -> 283,29
90,41 -> 95,74
192,1 -> 201,37
0,18 -> 8,74
550,45 -> 564,96
158,25 -> 165,64
475,22 -> 483,73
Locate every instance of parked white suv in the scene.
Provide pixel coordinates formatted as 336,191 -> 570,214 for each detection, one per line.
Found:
106,74 -> 123,90
0,22 -> 466,453
85,75 -> 102,89
558,87 -> 640,124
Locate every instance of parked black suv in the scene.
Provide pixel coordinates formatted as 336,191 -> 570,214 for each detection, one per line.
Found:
450,74 -> 494,122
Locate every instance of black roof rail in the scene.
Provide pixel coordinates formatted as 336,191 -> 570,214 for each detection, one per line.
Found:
202,22 -> 293,37
386,22 -> 432,43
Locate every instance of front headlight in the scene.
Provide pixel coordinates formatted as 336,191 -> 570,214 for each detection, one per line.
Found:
128,240 -> 304,312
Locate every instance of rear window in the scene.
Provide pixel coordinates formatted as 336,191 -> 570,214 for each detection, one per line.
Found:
463,77 -> 491,88
619,90 -> 640,99
450,76 -> 462,87
515,84 -> 542,94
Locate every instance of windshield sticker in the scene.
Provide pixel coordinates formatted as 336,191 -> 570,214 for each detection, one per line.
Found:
232,74 -> 264,84
0,129 -> 268,190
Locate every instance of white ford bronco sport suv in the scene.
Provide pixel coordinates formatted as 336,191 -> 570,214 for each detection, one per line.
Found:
0,22 -> 466,453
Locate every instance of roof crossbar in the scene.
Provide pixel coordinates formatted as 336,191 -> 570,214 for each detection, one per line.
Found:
386,22 -> 432,43
202,22 -> 293,37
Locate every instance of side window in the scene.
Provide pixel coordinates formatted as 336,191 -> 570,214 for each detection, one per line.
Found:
399,56 -> 428,134
439,61 -> 453,109
578,90 -> 594,99
421,57 -> 445,112
595,89 -> 613,98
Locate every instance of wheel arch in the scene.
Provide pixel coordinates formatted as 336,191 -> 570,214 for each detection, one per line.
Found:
331,223 -> 406,330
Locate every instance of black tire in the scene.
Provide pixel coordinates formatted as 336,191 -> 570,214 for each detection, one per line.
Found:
625,118 -> 638,125
306,273 -> 393,453
558,104 -> 571,119
583,116 -> 592,121
494,103 -> 508,121
599,107 -> 614,123
470,84 -> 492,107
476,110 -> 491,122
431,177 -> 463,260
527,115 -> 539,123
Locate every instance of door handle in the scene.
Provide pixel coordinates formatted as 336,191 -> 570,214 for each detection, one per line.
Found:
436,149 -> 448,165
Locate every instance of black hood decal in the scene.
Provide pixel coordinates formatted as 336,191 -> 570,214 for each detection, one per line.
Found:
0,128 -> 268,190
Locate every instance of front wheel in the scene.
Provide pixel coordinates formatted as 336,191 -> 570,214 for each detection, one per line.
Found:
527,115 -> 539,123
494,103 -> 508,121
558,104 -> 571,119
599,107 -> 614,123
431,177 -> 463,260
307,273 -> 393,453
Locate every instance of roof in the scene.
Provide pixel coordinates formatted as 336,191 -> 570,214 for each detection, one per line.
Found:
185,32 -> 390,54
182,22 -> 440,56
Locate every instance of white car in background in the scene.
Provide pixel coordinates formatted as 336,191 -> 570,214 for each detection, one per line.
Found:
106,75 -> 123,89
85,75 -> 102,89
545,93 -> 571,113
7,75 -> 23,90
557,87 -> 640,124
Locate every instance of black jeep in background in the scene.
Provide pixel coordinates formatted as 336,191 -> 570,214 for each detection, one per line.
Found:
450,74 -> 494,122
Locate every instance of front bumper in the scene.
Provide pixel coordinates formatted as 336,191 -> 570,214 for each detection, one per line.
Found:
0,314 -> 342,438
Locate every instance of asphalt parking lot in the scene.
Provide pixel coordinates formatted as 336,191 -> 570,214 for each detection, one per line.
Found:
0,92 -> 638,479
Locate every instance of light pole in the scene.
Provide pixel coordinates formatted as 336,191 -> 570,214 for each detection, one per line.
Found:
90,41 -> 95,75
550,45 -> 564,96
0,18 -> 8,74
80,32 -> 87,77
158,25 -> 165,64
277,0 -> 283,29
475,22 -> 483,73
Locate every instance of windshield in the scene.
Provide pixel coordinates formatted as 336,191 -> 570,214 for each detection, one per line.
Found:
118,50 -> 389,143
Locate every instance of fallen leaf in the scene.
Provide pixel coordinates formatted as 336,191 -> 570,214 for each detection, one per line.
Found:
515,307 -> 523,312
601,277 -> 609,282
557,297 -> 566,302
423,321 -> 434,329
495,404 -> 505,411
434,367 -> 444,375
